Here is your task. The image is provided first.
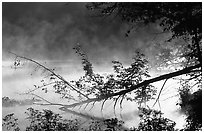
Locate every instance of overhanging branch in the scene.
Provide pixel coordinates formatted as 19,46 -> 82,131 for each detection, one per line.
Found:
9,52 -> 201,109
63,63 -> 201,108
108,63 -> 201,98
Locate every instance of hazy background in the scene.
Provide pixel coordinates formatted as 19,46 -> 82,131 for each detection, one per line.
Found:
2,2 -> 185,129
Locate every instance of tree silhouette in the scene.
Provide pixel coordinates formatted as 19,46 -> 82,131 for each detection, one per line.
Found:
2,113 -> 20,131
131,107 -> 176,131
3,108 -> 126,131
86,2 -> 202,130
25,107 -> 80,131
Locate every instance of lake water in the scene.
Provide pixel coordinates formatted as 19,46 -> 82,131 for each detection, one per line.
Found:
2,99 -> 141,131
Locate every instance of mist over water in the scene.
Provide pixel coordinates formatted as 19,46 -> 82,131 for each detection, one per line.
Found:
2,2 -> 188,130
2,60 -> 185,130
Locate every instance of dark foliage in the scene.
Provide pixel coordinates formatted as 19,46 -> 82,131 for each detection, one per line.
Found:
25,107 -> 80,131
87,2 -> 201,37
72,48 -> 157,105
87,2 -> 202,65
179,89 -> 202,130
88,118 -> 124,131
2,113 -> 20,131
3,107 -> 177,131
131,107 -> 176,131
2,107 -> 125,131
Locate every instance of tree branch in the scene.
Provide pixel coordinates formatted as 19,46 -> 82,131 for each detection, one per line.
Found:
23,82 -> 56,94
9,52 -> 201,109
152,78 -> 168,108
9,51 -> 89,99
108,63 -> 201,98
62,63 -> 201,108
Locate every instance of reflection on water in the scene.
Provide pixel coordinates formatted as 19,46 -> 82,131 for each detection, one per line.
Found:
2,99 -> 140,131
2,105 -> 76,130
2,97 -> 185,130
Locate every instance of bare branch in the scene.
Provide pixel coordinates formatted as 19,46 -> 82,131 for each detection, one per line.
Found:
160,94 -> 179,101
119,94 -> 125,109
9,51 -> 89,99
33,102 -> 67,107
89,101 -> 97,111
101,98 -> 108,112
114,95 -> 121,116
152,78 -> 168,108
23,81 -> 56,94
158,99 -> 161,111
83,102 -> 90,110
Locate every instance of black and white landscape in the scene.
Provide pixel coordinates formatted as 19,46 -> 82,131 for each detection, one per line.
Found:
2,2 -> 202,131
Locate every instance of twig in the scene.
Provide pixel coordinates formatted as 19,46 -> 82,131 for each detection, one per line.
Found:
30,93 -> 52,104
114,95 -> 121,117
23,81 -> 56,94
83,102 -> 90,110
119,94 -> 125,109
29,93 -> 73,107
33,103 -> 67,107
158,100 -> 161,111
160,94 -> 179,101
89,100 -> 97,111
152,78 -> 168,108
101,98 -> 108,112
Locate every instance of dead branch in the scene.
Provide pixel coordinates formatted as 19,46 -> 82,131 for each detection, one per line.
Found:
101,98 -> 109,112
152,78 -> 168,107
114,95 -> 121,116
119,94 -> 125,109
9,51 -> 89,99
23,81 -> 56,94
89,101 -> 97,111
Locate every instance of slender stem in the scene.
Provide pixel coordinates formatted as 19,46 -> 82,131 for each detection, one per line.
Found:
152,78 -> 168,108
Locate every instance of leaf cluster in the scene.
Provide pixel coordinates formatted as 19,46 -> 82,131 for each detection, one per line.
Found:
86,2 -> 202,66
25,107 -> 80,131
132,107 -> 176,131
2,113 -> 20,131
72,48 -> 157,105
87,2 -> 201,39
178,87 -> 202,130
88,118 -> 124,131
